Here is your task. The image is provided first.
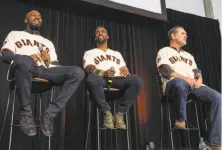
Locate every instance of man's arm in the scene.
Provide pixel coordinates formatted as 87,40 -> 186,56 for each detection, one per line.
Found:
118,52 -> 130,77
83,51 -> 114,77
158,64 -> 196,88
1,31 -> 41,64
156,48 -> 196,88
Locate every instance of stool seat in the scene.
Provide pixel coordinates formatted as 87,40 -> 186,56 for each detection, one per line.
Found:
161,94 -> 194,103
104,88 -> 123,100
9,78 -> 52,93
104,88 -> 120,91
3,77 -> 53,150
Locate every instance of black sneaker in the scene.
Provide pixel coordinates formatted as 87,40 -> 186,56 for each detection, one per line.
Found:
20,116 -> 37,136
40,112 -> 53,137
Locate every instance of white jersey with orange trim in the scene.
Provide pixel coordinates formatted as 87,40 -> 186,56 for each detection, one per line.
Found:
156,47 -> 198,92
83,48 -> 127,76
1,31 -> 58,68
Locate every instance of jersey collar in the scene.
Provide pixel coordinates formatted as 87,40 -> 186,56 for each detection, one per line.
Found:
24,28 -> 41,35
169,46 -> 183,53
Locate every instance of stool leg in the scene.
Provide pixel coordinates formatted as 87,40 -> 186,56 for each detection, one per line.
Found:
85,93 -> 91,150
114,100 -> 118,150
0,89 -> 11,143
167,102 -> 174,150
8,88 -> 16,150
186,129 -> 192,150
96,107 -> 100,150
195,101 -> 201,138
38,94 -> 42,150
160,103 -> 163,150
125,113 -> 130,150
48,88 -> 54,150
185,113 -> 192,150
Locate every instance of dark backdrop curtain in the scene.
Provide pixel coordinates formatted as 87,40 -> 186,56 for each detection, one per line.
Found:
0,0 -> 221,150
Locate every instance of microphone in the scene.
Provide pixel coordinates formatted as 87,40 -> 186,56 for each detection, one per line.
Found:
107,67 -> 115,89
39,45 -> 49,68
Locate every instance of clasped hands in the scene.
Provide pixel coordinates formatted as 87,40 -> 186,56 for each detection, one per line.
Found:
30,51 -> 50,66
185,77 -> 202,89
104,67 -> 130,77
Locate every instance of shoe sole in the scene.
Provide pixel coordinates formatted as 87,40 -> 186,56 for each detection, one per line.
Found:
20,127 -> 37,136
40,122 -> 52,137
115,125 -> 126,129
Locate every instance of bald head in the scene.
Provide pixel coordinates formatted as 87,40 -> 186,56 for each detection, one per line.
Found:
25,10 -> 42,31
25,10 -> 40,20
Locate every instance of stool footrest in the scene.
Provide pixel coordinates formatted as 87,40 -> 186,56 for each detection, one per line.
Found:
9,124 -> 40,127
170,123 -> 199,131
98,127 -> 128,130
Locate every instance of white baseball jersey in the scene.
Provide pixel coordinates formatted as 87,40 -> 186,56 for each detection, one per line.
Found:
156,47 -> 198,92
83,48 -> 127,76
1,31 -> 58,68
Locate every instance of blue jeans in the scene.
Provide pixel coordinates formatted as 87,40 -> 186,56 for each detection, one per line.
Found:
9,55 -> 85,118
166,77 -> 221,147
86,73 -> 143,112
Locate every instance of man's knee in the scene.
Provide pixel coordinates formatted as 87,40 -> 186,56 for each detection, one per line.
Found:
70,66 -> 85,80
127,75 -> 143,88
14,55 -> 35,70
86,73 -> 103,87
169,77 -> 189,90
213,91 -> 222,105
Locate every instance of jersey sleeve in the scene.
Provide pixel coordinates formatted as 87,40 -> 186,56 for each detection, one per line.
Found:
156,48 -> 172,68
83,51 -> 97,68
83,51 -> 105,76
190,55 -> 197,69
1,31 -> 16,53
48,42 -> 58,63
117,52 -> 127,68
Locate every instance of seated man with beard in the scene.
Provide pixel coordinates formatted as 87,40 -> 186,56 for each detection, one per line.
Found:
83,26 -> 143,129
1,10 -> 84,137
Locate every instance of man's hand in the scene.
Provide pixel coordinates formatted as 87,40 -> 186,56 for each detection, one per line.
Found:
184,77 -> 197,88
120,67 -> 130,77
30,54 -> 41,63
104,69 -> 116,77
40,51 -> 51,65
40,51 -> 50,62
194,78 -> 203,89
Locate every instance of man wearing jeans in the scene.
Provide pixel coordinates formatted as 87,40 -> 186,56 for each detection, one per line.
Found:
83,26 -> 143,129
156,26 -> 221,150
1,10 -> 85,137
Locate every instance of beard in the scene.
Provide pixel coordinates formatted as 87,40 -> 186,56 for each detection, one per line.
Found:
27,20 -> 42,31
95,38 -> 107,45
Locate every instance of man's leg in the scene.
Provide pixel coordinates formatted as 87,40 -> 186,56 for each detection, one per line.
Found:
190,86 -> 221,149
86,73 -> 114,128
112,75 -> 143,129
38,66 -> 85,136
11,55 -> 37,136
165,77 -> 190,128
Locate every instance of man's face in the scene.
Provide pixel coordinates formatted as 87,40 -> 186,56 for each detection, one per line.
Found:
95,27 -> 109,44
25,10 -> 42,31
172,28 -> 187,47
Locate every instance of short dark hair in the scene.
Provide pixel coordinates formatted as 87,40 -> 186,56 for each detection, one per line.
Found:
95,25 -> 108,34
168,26 -> 184,40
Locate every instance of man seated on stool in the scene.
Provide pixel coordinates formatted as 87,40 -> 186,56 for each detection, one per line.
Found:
1,10 -> 85,137
156,26 -> 221,150
83,26 -> 143,129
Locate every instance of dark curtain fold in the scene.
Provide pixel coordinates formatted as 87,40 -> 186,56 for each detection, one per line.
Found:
0,0 -> 221,150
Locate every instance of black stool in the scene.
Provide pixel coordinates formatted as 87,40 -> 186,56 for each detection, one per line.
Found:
85,88 -> 131,150
0,78 -> 53,150
156,75 -> 200,150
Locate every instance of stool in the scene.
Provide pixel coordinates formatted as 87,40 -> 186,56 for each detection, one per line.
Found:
156,74 -> 200,150
160,94 -> 200,150
85,88 -> 131,150
0,78 -> 53,150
